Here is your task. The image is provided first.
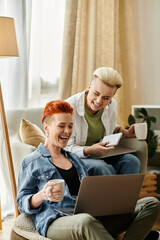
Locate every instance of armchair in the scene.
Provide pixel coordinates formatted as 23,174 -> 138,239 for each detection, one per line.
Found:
0,107 -> 148,239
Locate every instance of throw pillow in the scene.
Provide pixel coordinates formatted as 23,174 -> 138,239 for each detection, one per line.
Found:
19,118 -> 46,148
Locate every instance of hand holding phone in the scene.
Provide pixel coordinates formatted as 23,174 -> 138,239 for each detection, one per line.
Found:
102,133 -> 122,147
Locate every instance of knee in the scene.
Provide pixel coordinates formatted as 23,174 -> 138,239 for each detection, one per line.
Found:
85,159 -> 116,175
77,214 -> 104,238
131,155 -> 140,169
124,154 -> 140,171
145,197 -> 160,211
77,213 -> 96,229
94,160 -> 116,175
139,197 -> 160,218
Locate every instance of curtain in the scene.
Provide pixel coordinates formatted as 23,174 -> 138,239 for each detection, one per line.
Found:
0,0 -> 30,110
0,0 -> 66,218
28,0 -> 65,107
60,0 -> 160,127
59,0 -> 135,128
59,0 -> 115,100
0,0 -> 31,218
113,0 -> 136,127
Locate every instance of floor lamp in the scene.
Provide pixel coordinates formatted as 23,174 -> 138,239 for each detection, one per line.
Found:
0,17 -> 19,219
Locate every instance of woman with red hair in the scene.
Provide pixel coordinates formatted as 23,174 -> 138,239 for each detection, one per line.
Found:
17,100 -> 160,240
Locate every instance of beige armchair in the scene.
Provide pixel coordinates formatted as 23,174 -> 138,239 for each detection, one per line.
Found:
0,107 -> 148,239
114,137 -> 148,173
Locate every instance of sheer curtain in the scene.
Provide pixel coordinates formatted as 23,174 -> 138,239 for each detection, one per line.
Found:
0,0 -> 30,218
28,0 -> 65,107
0,0 -> 30,110
0,0 -> 65,110
0,0 -> 65,218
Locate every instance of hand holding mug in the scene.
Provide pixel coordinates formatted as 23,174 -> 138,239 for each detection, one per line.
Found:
134,123 -> 147,140
45,179 -> 65,202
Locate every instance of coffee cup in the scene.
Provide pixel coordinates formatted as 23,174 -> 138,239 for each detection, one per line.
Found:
46,179 -> 65,201
134,123 -> 147,140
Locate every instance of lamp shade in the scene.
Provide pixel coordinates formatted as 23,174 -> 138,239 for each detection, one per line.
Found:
0,17 -> 19,57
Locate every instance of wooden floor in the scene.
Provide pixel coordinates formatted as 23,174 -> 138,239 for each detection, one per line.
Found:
0,215 -> 14,240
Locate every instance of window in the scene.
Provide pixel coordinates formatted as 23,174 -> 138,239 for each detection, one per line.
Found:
28,0 -> 66,107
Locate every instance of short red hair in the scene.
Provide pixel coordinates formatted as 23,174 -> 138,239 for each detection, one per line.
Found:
42,100 -> 73,123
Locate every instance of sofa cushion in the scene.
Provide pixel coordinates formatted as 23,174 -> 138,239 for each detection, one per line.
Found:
19,119 -> 46,148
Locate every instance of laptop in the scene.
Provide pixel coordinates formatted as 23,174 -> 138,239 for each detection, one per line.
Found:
54,174 -> 145,216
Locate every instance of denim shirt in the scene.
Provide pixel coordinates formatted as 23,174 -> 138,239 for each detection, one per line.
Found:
17,143 -> 88,237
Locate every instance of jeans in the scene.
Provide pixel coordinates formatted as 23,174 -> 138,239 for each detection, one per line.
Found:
46,197 -> 160,240
81,154 -> 140,176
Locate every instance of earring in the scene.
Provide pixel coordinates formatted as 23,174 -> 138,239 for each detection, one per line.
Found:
46,133 -> 49,138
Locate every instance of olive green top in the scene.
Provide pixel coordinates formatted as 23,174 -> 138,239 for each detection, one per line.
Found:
84,105 -> 105,146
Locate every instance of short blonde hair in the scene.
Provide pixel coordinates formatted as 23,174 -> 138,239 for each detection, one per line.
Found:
93,67 -> 123,88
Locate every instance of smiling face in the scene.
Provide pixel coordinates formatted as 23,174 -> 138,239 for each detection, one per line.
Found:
44,113 -> 73,148
86,78 -> 117,114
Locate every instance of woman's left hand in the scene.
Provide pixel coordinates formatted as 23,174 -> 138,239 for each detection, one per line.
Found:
123,125 -> 136,138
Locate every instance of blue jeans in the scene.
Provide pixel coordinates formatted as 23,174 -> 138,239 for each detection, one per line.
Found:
81,154 -> 140,176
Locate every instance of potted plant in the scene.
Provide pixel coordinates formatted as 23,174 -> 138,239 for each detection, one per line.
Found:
126,108 -> 158,158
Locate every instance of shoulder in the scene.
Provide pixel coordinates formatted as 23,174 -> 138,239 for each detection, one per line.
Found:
21,149 -> 42,168
65,91 -> 86,117
65,91 -> 85,108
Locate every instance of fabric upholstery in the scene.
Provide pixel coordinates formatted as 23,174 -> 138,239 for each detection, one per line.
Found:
19,118 -> 46,148
11,214 -> 50,240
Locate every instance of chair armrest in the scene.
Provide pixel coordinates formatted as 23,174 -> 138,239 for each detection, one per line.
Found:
118,138 -> 148,173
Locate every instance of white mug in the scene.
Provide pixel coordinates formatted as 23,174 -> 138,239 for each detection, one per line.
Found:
46,179 -> 65,201
134,123 -> 147,140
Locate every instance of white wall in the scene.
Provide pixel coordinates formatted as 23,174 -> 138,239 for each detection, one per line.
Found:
133,0 -> 160,105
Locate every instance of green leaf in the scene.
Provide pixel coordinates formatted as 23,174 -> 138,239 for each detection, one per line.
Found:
147,129 -> 154,140
148,147 -> 155,158
146,120 -> 151,129
128,107 -> 157,158
138,108 -> 148,117
128,114 -> 135,125
150,116 -> 156,123
148,138 -> 158,149
154,135 -> 159,141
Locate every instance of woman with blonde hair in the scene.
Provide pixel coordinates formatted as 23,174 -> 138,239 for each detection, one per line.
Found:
65,67 -> 140,176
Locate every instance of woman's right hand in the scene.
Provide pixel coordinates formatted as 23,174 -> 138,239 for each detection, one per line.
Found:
43,181 -> 61,201
84,142 -> 115,157
30,182 -> 61,209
